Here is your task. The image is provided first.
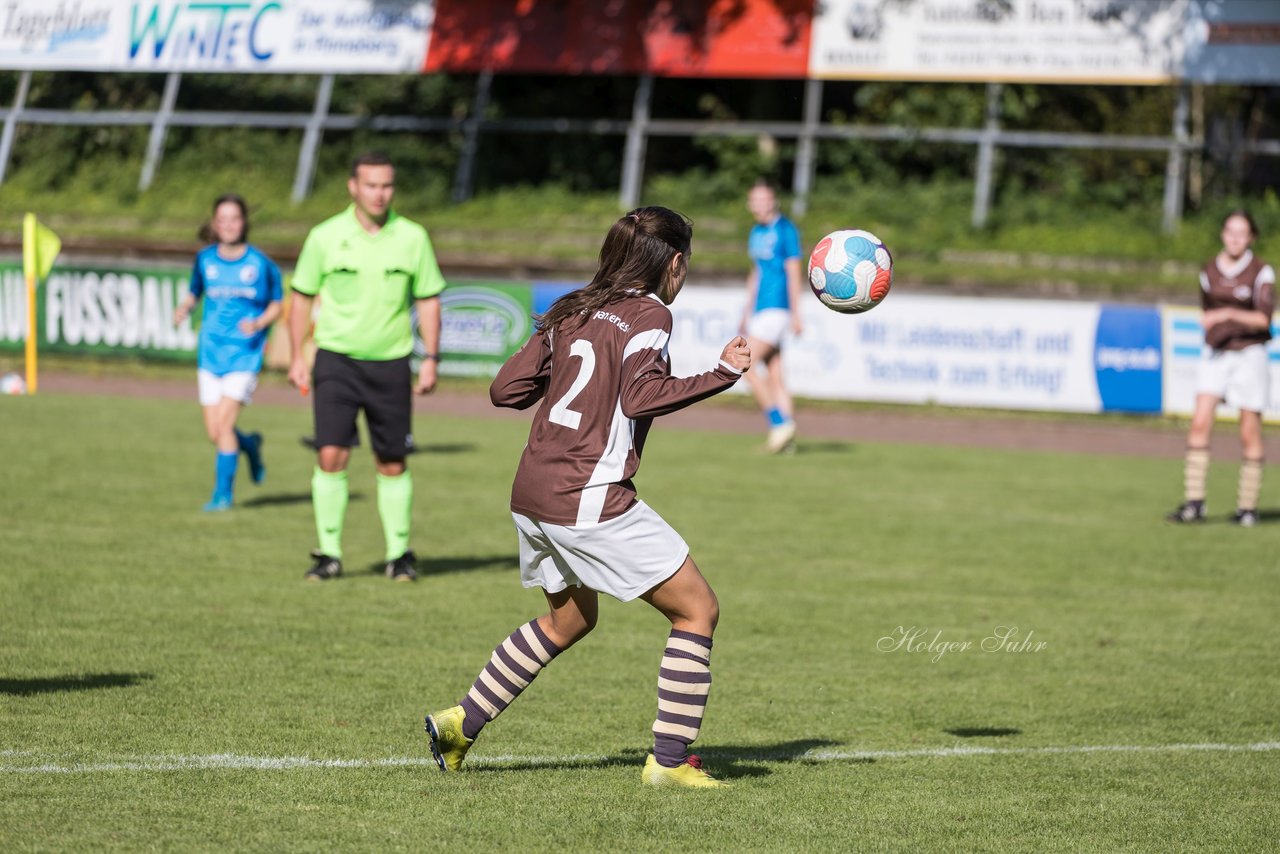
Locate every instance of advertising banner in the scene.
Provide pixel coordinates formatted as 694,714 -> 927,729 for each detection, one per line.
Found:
1160,305 -> 1280,418
24,262 -> 1280,422
434,281 -> 533,377
423,0 -> 810,78
1182,0 -> 1280,84
0,263 -> 564,376
0,1 -> 434,73
0,262 -> 196,359
809,0 -> 1186,84
668,288 -> 1164,414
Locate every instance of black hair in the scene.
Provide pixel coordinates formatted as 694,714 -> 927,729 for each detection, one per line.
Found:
350,150 -> 395,177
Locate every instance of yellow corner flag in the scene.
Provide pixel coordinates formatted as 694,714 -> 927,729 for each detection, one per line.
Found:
22,213 -> 61,395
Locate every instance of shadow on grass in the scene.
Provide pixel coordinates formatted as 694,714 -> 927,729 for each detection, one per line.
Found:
297,437 -> 477,455
359,554 -> 518,577
944,727 -> 1022,738
466,739 -> 845,779
793,441 -> 856,456
0,672 -> 153,696
240,492 -> 365,508
416,443 -> 480,455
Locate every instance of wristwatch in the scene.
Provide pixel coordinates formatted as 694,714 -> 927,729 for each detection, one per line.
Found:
422,353 -> 440,361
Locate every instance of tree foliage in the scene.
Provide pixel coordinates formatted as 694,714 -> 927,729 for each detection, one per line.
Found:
0,71 -> 1275,215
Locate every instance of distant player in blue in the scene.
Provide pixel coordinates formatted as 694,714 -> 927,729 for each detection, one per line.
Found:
741,180 -> 804,453
173,194 -> 283,511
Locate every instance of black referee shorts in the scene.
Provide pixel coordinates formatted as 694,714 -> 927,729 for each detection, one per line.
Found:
312,348 -> 415,460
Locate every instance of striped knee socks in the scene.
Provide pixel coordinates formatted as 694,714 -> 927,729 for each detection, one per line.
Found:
652,629 -> 713,768
459,620 -> 562,740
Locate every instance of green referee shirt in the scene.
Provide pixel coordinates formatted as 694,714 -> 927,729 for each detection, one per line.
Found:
292,205 -> 446,361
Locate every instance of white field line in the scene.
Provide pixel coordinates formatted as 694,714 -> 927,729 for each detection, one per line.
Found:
0,742 -> 1276,774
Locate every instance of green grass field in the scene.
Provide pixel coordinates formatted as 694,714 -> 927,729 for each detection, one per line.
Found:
2,391 -> 1278,851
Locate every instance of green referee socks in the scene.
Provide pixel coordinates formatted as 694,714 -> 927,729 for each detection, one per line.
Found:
312,468 -> 349,559
377,471 -> 414,561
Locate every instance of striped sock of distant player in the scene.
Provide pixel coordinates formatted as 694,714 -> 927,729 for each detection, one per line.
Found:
1238,457 -> 1264,511
376,471 -> 412,560
652,629 -> 713,768
311,467 -> 348,559
1184,446 -> 1210,502
458,620 -> 562,740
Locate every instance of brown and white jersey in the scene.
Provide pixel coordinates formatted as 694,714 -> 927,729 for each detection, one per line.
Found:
1200,250 -> 1275,351
491,292 -> 742,526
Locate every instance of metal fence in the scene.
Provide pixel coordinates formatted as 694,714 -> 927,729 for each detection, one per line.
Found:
3,71 -> 1278,232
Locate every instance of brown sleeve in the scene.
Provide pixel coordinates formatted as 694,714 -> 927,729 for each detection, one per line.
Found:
619,322 -> 741,419
490,330 -> 552,410
1256,279 -> 1275,318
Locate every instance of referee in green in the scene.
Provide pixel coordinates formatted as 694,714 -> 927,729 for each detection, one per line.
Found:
287,151 -> 446,582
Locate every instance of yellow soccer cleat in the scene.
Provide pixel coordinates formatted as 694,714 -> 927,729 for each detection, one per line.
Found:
641,753 -> 728,788
424,706 -> 474,772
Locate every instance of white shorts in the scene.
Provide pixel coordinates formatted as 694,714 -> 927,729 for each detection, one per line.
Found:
746,308 -> 790,349
513,500 -> 689,603
198,369 -> 258,407
1196,343 -> 1270,413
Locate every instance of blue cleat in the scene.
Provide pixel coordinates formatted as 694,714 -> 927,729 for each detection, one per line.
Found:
203,494 -> 232,512
242,431 -> 266,484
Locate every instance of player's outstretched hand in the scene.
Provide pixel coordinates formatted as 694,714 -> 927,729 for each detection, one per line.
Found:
414,360 -> 438,395
721,335 -> 752,373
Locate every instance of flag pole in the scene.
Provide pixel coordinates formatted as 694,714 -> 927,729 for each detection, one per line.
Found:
22,213 -> 37,395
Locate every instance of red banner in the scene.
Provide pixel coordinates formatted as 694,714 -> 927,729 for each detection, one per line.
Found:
424,0 -> 811,78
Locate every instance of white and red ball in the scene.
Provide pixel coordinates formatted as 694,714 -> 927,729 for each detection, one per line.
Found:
1,372 -> 27,395
808,229 -> 893,314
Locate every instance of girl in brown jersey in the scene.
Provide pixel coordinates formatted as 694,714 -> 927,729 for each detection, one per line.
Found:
1168,210 -> 1276,527
425,207 -> 752,787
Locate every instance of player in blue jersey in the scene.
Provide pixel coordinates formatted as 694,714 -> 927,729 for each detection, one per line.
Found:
741,180 -> 804,453
173,194 -> 283,511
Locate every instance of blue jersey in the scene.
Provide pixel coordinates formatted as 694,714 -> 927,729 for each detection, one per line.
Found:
190,245 -> 283,375
748,215 -> 802,312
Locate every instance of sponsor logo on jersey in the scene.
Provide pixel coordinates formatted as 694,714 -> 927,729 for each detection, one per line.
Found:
592,310 -> 631,333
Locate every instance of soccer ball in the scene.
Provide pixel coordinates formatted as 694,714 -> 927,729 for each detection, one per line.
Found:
1,372 -> 27,395
808,229 -> 893,314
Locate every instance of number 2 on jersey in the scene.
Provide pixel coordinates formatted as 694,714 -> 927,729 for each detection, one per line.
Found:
548,339 -> 596,429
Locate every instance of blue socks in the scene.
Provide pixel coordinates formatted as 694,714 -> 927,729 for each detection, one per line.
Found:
766,407 -> 787,427
213,451 -> 238,502
235,429 -> 265,484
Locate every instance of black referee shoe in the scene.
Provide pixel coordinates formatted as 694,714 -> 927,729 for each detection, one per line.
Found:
385,551 -> 417,582
305,551 -> 343,581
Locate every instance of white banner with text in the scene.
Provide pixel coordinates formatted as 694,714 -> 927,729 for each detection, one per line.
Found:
668,288 -> 1165,415
0,0 -> 434,73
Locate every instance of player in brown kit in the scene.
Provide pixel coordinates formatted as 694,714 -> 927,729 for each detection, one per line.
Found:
1167,210 -> 1275,527
424,206 -> 751,787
